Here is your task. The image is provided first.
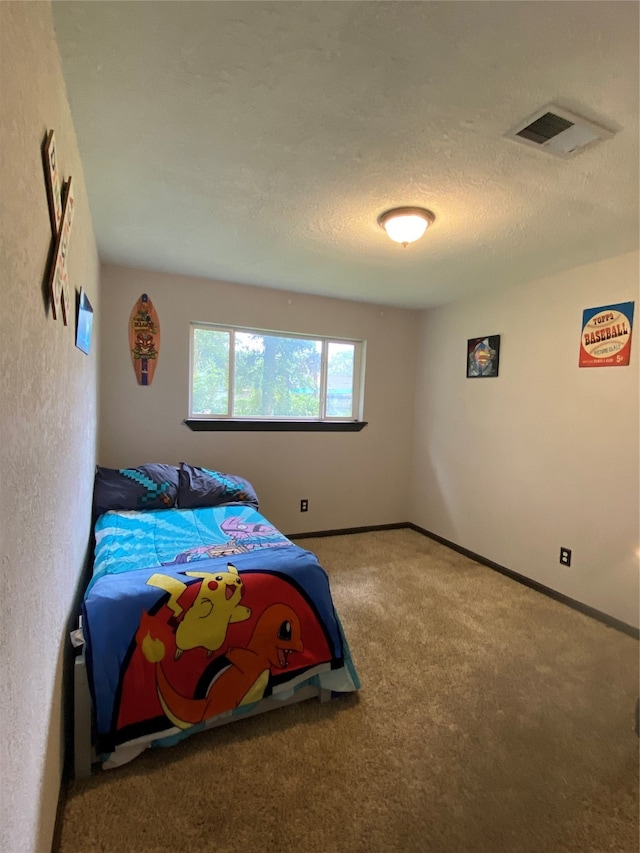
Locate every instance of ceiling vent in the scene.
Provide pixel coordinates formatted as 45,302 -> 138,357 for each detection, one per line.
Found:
506,104 -> 614,157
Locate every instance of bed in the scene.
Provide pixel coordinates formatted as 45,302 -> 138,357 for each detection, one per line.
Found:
73,463 -> 360,776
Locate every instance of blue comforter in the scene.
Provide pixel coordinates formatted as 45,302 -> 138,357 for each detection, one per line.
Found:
83,506 -> 359,757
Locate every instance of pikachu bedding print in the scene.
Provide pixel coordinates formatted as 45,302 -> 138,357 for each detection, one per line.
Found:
83,505 -> 360,767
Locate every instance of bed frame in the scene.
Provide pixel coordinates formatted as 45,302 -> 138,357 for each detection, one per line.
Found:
73,644 -> 331,779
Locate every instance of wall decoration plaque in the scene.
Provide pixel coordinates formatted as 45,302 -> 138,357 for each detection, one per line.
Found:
47,177 -> 75,323
43,129 -> 62,233
579,302 -> 634,367
129,293 -> 160,385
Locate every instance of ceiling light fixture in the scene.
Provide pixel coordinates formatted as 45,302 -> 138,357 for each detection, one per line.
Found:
377,207 -> 435,247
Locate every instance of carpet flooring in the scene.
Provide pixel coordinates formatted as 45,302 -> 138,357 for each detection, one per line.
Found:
57,529 -> 639,853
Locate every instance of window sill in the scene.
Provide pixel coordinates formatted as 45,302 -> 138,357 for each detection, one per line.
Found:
184,419 -> 368,432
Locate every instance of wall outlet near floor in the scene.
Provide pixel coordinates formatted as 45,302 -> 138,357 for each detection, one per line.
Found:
559,547 -> 572,567
300,499 -> 308,512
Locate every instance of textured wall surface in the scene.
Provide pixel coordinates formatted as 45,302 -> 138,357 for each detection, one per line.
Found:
411,251 -> 640,628
0,3 -> 99,851
98,263 -> 419,534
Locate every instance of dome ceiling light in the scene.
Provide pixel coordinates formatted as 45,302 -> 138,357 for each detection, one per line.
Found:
377,207 -> 435,247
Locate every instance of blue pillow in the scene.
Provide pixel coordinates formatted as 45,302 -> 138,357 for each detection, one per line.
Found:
93,464 -> 179,518
177,463 -> 259,509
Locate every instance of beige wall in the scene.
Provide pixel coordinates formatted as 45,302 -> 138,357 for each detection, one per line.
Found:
98,264 -> 419,533
0,3 -> 99,852
411,251 -> 640,628
99,257 -> 639,627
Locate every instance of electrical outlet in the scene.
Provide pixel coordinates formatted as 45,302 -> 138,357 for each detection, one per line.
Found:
300,499 -> 308,512
559,547 -> 572,567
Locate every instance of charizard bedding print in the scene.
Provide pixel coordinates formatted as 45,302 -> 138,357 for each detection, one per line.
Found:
81,466 -> 359,769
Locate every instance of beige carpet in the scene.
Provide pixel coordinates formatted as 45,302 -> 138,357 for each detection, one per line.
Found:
58,529 -> 639,853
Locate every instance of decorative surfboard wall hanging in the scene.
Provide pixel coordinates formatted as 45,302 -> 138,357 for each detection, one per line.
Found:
129,293 -> 160,385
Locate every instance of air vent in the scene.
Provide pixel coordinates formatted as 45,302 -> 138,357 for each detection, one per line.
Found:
506,104 -> 614,157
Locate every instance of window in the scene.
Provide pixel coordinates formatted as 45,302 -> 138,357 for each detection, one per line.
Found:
189,323 -> 365,425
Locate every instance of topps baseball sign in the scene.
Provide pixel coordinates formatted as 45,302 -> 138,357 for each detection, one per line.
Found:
579,301 -> 634,368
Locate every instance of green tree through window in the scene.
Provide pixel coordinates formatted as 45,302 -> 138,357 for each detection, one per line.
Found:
192,328 -> 230,415
190,324 -> 364,421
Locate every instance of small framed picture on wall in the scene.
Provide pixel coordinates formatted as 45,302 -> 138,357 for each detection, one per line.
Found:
76,288 -> 93,355
467,335 -> 500,377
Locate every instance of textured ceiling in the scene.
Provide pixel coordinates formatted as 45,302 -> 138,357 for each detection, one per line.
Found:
52,1 -> 639,309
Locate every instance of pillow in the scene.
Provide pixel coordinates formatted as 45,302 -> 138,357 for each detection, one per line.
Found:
177,463 -> 259,510
93,464 -> 179,518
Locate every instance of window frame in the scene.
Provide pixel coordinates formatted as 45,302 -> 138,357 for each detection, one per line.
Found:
188,322 -> 366,426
